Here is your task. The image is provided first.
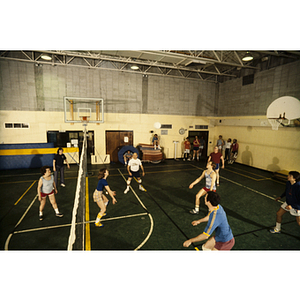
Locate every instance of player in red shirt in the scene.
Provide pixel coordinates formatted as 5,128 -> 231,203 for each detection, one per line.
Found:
207,146 -> 225,186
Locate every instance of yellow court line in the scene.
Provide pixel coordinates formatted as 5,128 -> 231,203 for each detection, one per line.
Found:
14,180 -> 37,205
85,176 -> 91,251
225,168 -> 271,181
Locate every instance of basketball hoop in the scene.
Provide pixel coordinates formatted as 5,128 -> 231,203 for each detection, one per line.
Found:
268,118 -> 281,130
80,116 -> 90,123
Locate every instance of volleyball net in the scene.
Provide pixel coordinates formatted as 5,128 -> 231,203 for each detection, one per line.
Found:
67,127 -> 87,250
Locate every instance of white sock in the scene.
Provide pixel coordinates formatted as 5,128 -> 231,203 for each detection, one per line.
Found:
195,205 -> 199,212
276,222 -> 281,230
39,211 -> 43,216
55,208 -> 59,214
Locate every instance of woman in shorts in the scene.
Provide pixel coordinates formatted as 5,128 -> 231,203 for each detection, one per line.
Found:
93,168 -> 117,227
37,165 -> 63,220
189,161 -> 217,214
192,136 -> 200,161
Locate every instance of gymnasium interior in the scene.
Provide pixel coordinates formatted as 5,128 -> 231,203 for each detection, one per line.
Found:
1,9 -> 299,298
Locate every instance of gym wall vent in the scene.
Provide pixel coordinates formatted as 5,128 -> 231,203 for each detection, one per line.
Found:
161,124 -> 172,129
195,125 -> 208,129
4,123 -> 30,129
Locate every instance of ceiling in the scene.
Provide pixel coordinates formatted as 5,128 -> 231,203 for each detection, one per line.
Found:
1,50 -> 300,83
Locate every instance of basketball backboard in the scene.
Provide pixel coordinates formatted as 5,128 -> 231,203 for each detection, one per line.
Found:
266,96 -> 300,129
63,97 -> 104,124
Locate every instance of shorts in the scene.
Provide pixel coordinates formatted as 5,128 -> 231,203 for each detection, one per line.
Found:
203,187 -> 216,192
41,190 -> 54,198
193,146 -> 199,151
218,145 -> 222,150
281,202 -> 300,216
200,146 -> 204,149
129,170 -> 140,178
215,237 -> 235,250
184,149 -> 190,154
215,163 -> 220,170
93,189 -> 104,202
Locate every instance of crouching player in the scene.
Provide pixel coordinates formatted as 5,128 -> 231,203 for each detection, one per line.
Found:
183,191 -> 235,251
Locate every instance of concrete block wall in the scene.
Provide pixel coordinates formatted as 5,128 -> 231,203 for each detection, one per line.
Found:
0,60 -> 217,116
147,76 -> 217,116
218,60 -> 300,117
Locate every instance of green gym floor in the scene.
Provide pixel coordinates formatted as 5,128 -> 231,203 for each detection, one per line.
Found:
1,158 -> 300,251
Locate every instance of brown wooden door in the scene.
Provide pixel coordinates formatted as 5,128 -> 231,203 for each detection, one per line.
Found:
106,131 -> 133,162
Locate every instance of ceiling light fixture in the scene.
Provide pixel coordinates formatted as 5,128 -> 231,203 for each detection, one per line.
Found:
242,52 -> 253,62
131,65 -> 139,70
41,54 -> 52,61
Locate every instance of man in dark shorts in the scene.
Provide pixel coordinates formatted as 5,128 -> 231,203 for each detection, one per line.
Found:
124,153 -> 146,194
183,191 -> 235,251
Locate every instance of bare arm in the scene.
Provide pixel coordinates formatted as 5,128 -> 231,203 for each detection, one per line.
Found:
105,185 -> 117,204
210,172 -> 217,190
140,164 -> 145,176
53,159 -> 56,172
37,178 -> 43,200
221,155 -> 225,168
189,170 -> 205,189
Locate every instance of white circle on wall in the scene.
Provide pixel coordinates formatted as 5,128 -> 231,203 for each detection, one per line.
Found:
154,122 -> 161,129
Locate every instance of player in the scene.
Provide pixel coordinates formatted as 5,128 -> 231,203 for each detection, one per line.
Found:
216,135 -> 224,154
270,171 -> 300,233
124,152 -> 146,194
123,150 -> 133,166
152,134 -> 161,149
183,191 -> 235,251
189,161 -> 217,214
93,168 -> 117,227
208,146 -> 225,186
228,139 -> 239,164
53,147 -> 70,187
183,137 -> 191,161
192,136 -> 200,161
37,165 -> 63,220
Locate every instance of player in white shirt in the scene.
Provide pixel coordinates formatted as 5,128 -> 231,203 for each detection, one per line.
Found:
124,153 -> 146,194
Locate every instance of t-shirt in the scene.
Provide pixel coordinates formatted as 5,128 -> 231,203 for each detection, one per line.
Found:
128,158 -> 142,172
280,181 -> 300,210
54,153 -> 67,167
184,141 -> 191,149
96,178 -> 108,191
210,152 -> 222,164
41,175 -> 54,193
203,204 -> 233,243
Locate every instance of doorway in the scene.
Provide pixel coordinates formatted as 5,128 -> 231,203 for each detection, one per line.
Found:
47,130 -> 94,163
106,131 -> 133,163
188,131 -> 209,158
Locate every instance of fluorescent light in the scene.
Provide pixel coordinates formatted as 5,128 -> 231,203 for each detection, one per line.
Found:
131,65 -> 139,70
41,54 -> 52,60
242,52 -> 253,62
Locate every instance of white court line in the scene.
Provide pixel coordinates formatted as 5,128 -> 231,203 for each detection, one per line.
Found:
191,165 -> 284,204
5,194 -> 38,250
5,212 -> 148,250
118,169 -> 154,251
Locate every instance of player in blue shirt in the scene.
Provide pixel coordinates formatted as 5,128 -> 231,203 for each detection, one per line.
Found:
270,171 -> 300,233
93,168 -> 117,227
183,191 -> 235,251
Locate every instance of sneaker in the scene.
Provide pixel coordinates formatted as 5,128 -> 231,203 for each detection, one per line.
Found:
139,186 -> 146,191
95,222 -> 103,227
269,228 -> 281,234
61,183 -> 65,187
189,209 -> 199,215
124,188 -> 129,194
39,214 -> 43,221
56,212 -> 63,217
